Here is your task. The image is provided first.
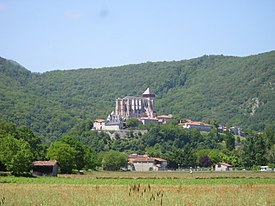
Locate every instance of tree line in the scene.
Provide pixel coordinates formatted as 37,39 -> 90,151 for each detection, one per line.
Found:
0,121 -> 274,175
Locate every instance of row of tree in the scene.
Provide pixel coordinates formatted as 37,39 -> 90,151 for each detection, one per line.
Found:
0,121 -> 274,175
0,122 -> 129,174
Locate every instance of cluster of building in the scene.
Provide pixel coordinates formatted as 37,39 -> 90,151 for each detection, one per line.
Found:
92,87 -> 245,136
29,88 -> 250,176
31,158 -> 234,176
93,88 -> 173,131
180,120 -> 245,136
128,155 -> 234,172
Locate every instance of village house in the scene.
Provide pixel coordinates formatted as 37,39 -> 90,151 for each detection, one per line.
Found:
128,154 -> 167,171
182,120 -> 212,132
32,160 -> 59,177
229,126 -> 245,136
93,113 -> 124,131
157,115 -> 173,124
140,117 -> 159,125
140,114 -> 173,125
214,163 -> 233,171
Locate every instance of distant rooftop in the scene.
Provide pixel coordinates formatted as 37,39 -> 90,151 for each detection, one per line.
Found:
32,160 -> 58,166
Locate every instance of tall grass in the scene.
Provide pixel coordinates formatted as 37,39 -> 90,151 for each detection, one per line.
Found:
0,172 -> 274,205
0,184 -> 274,205
0,175 -> 275,185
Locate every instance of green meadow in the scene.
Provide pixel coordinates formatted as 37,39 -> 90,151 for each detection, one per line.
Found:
0,171 -> 274,205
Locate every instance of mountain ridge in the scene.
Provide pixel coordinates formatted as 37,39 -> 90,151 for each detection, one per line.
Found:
0,51 -> 274,142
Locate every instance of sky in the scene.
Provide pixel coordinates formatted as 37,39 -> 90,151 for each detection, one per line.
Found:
0,0 -> 274,73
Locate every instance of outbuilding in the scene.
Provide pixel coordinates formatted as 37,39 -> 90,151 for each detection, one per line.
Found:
32,160 -> 59,177
214,163 -> 233,171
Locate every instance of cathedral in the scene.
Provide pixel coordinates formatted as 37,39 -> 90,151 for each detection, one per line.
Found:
115,88 -> 156,119
93,88 -> 172,131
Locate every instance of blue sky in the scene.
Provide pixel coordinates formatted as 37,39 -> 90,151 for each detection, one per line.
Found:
0,0 -> 274,73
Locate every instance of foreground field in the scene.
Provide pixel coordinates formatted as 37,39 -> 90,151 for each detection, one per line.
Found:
0,171 -> 274,206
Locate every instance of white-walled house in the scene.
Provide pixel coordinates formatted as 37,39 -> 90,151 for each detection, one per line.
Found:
140,117 -> 159,125
93,113 -> 124,131
214,163 -> 233,171
182,120 -> 212,132
157,115 -> 173,124
128,154 -> 167,171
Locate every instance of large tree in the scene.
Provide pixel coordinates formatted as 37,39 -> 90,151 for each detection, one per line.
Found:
242,134 -> 267,167
264,126 -> 275,148
46,142 -> 77,173
101,150 -> 128,171
59,135 -> 86,170
166,145 -> 196,168
199,156 -> 213,167
83,146 -> 98,170
195,149 -> 226,165
17,126 -> 45,160
224,130 -> 235,151
266,145 -> 275,164
59,135 -> 98,170
0,135 -> 33,175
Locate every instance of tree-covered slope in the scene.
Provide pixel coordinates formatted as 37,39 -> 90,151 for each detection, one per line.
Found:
0,51 -> 274,142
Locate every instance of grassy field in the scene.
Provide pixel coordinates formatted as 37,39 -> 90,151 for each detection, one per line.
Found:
0,171 -> 274,205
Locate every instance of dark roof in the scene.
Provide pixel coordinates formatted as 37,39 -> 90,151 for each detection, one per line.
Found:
32,160 -> 58,166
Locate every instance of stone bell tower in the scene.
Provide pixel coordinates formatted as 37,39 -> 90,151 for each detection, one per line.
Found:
142,88 -> 156,118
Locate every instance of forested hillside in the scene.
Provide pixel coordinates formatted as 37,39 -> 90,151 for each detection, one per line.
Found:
0,51 -> 274,142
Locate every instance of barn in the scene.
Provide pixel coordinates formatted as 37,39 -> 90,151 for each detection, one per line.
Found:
32,160 -> 59,177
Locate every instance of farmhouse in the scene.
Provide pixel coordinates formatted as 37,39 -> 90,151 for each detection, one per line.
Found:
182,120 -> 212,132
214,163 -> 233,171
32,160 -> 59,177
128,154 -> 167,171
157,115 -> 173,124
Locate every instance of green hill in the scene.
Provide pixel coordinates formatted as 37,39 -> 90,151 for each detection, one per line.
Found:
0,51 -> 274,142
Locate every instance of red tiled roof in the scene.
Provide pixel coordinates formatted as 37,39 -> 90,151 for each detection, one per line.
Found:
128,154 -> 167,162
185,121 -> 210,126
219,163 -> 232,167
128,154 -> 148,158
32,160 -> 58,166
140,117 -> 158,120
129,157 -> 155,162
157,115 -> 173,119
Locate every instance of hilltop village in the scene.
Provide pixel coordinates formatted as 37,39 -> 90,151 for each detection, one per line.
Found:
2,87 -> 265,176
93,88 -> 170,131
92,88 -> 244,136
90,88 -> 249,172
